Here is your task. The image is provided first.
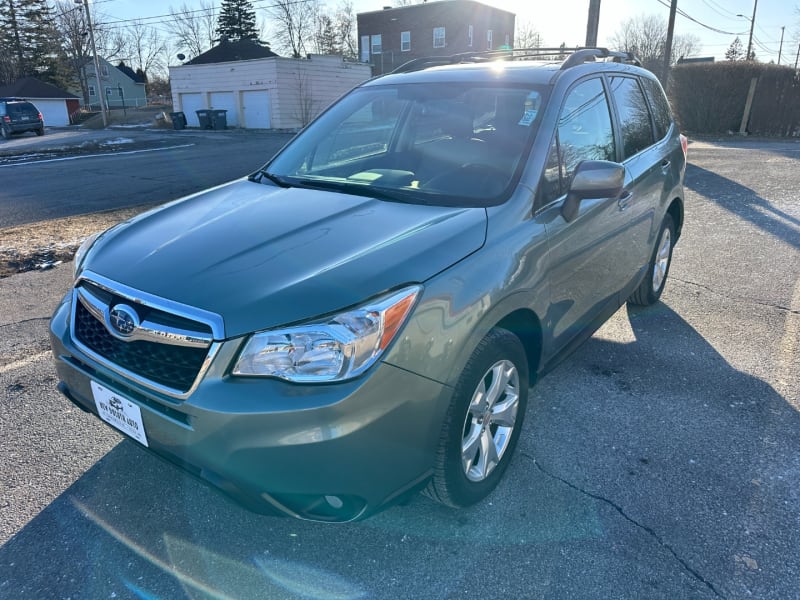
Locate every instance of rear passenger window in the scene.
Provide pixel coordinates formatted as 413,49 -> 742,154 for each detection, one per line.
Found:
641,77 -> 673,140
609,76 -> 655,159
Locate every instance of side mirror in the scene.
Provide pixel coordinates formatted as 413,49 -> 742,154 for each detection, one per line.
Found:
561,160 -> 625,223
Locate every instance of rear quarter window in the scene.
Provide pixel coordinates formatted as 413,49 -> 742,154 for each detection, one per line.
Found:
608,76 -> 656,159
640,77 -> 673,140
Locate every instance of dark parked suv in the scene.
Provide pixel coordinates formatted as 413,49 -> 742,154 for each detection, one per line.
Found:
51,48 -> 687,521
0,99 -> 44,139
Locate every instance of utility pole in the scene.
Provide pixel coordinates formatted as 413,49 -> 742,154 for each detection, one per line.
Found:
662,0 -> 678,91
777,26 -> 785,65
795,42 -> 799,70
585,0 -> 601,47
745,0 -> 758,61
76,0 -> 108,127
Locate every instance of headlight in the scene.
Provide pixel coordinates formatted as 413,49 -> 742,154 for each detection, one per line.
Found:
73,232 -> 101,279
233,286 -> 420,383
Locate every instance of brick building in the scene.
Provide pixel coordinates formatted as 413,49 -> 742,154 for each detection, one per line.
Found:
357,0 -> 516,75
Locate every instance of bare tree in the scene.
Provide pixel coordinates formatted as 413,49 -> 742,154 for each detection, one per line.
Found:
168,1 -> 217,59
122,20 -> 166,78
610,14 -> 700,72
52,0 -> 126,104
515,20 -> 542,49
334,0 -> 357,59
267,0 -> 318,58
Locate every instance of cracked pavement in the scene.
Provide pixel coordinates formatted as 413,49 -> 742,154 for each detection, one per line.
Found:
0,138 -> 798,599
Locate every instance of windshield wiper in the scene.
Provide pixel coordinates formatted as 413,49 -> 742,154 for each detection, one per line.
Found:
287,178 -> 424,204
249,169 -> 291,188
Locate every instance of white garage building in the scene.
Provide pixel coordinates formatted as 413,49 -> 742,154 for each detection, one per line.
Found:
169,40 -> 372,130
0,77 -> 80,126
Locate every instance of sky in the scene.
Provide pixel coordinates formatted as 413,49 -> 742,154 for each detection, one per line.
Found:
96,0 -> 799,65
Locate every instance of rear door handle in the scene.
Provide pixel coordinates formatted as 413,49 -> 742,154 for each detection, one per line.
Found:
618,191 -> 633,210
661,159 -> 671,171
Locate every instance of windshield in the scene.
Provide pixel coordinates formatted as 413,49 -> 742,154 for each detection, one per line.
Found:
264,82 -> 547,207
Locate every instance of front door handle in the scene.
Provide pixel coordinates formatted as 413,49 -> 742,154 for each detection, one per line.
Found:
618,191 -> 633,210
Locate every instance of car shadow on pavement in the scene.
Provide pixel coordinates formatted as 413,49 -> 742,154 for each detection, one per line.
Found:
685,164 -> 800,250
0,302 -> 797,599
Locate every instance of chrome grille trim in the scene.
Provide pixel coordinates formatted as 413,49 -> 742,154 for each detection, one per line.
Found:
70,271 -> 226,399
76,286 -> 213,349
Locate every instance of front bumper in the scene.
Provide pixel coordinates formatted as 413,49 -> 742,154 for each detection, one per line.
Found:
50,293 -> 451,521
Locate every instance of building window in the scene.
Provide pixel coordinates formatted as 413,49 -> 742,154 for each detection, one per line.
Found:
433,27 -> 445,49
105,86 -> 114,97
100,64 -> 109,78
88,85 -> 96,96
401,31 -> 411,52
371,34 -> 382,55
361,35 -> 369,62
487,30 -> 493,50
468,25 -> 473,47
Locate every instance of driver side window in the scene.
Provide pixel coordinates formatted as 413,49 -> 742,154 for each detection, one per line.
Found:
540,78 -> 616,206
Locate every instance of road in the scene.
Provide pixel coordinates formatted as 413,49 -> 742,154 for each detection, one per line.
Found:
0,137 -> 799,599
0,130 -> 293,228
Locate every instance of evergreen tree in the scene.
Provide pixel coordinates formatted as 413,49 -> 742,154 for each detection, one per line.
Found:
0,0 -> 61,84
725,37 -> 744,61
216,0 -> 260,43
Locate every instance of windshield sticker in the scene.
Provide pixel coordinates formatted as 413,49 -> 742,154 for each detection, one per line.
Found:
518,91 -> 541,127
518,110 -> 537,126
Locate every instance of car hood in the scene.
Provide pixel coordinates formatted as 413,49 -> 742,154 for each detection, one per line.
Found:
85,179 -> 487,338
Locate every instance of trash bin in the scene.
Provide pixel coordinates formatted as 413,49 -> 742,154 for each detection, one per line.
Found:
169,111 -> 186,130
210,109 -> 228,130
196,109 -> 212,129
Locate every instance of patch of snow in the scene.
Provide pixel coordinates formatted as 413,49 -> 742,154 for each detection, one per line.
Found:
100,137 -> 135,146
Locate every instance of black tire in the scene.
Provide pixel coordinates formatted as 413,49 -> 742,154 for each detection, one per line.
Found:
0,126 -> 9,140
628,214 -> 676,306
35,127 -> 44,136
424,327 -> 529,508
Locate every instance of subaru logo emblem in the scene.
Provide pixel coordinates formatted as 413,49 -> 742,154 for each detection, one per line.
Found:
108,304 -> 139,337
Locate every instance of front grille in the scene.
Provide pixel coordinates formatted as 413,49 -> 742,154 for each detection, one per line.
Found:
74,300 -> 208,393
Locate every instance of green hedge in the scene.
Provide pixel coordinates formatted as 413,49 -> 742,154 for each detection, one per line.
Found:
669,62 -> 800,136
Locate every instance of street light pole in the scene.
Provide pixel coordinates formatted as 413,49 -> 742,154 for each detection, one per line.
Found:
76,0 -> 108,127
745,0 -> 758,61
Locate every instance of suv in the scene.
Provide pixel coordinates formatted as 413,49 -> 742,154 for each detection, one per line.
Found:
50,48 -> 686,522
0,99 -> 44,139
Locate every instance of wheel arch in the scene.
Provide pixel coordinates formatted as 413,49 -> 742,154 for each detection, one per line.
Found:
667,197 -> 683,241
494,308 -> 544,385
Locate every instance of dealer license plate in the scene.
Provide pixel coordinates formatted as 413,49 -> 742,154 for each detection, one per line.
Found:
90,381 -> 149,447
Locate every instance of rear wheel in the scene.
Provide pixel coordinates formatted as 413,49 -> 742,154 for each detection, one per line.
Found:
424,327 -> 529,507
628,214 -> 675,306
0,126 -> 9,140
35,127 -> 44,136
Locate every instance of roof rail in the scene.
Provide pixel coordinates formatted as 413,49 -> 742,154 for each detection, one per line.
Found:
391,47 -> 641,74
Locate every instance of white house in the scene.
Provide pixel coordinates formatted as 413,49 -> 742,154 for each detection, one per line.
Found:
169,40 -> 372,129
0,77 -> 80,126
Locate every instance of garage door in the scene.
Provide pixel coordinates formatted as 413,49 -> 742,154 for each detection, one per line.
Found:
180,93 -> 204,127
209,92 -> 238,127
241,90 -> 271,129
33,100 -> 69,127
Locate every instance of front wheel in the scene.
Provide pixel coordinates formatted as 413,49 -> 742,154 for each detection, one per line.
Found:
628,214 -> 675,306
424,327 -> 529,508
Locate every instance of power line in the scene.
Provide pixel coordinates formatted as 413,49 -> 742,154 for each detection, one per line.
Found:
653,0 -> 748,36
94,0 -> 311,30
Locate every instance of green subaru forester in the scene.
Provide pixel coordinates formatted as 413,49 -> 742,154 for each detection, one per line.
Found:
50,48 -> 686,521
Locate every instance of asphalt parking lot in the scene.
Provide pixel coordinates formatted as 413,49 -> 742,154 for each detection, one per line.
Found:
0,133 -> 798,599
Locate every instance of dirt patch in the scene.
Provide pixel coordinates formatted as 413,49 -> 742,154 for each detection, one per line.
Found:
0,205 -> 157,278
